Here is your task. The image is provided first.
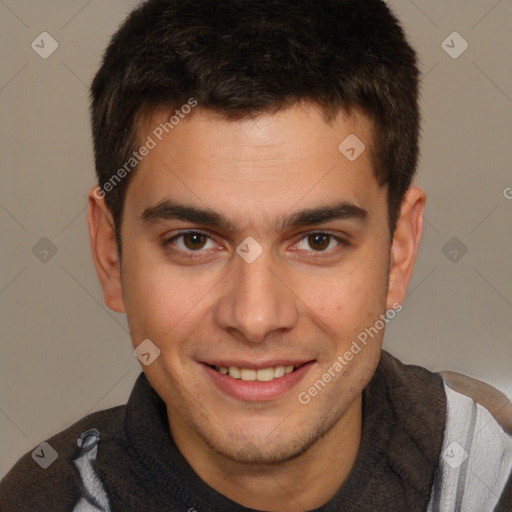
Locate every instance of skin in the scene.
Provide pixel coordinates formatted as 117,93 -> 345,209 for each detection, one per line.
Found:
88,102 -> 425,511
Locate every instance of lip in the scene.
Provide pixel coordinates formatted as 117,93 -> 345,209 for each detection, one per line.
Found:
201,360 -> 315,401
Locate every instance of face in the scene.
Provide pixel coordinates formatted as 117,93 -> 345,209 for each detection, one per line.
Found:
89,102 -> 421,465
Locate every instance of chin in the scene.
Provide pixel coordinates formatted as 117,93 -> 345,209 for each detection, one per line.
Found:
212,436 -> 309,466
197,412 -> 333,466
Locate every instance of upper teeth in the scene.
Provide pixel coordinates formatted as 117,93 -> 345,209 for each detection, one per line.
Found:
216,365 -> 295,381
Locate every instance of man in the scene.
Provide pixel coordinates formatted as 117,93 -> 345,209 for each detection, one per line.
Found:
1,0 -> 511,510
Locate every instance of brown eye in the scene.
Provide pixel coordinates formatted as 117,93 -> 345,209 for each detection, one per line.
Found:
182,232 -> 208,250
164,230 -> 220,260
295,232 -> 344,255
307,233 -> 331,251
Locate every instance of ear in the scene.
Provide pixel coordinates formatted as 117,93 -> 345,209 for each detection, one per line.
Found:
87,186 -> 125,313
386,187 -> 426,310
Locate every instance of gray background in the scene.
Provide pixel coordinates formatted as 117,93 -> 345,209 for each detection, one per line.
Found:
1,0 -> 511,477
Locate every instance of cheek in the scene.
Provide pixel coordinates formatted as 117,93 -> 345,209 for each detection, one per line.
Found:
121,247 -> 218,341
121,247 -> 177,337
297,252 -> 389,330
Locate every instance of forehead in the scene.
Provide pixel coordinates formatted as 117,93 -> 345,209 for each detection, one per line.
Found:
137,102 -> 373,161
126,103 -> 382,226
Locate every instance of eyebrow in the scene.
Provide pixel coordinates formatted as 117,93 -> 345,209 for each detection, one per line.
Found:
141,200 -> 368,232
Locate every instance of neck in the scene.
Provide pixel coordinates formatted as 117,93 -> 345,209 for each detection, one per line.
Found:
170,394 -> 362,512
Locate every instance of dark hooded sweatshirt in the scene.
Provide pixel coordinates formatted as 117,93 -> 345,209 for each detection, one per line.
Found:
1,351 -> 510,511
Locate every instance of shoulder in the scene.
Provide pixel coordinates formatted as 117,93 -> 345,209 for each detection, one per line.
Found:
378,351 -> 512,434
0,405 -> 125,512
440,370 -> 512,435
428,371 -> 512,511
378,352 -> 512,510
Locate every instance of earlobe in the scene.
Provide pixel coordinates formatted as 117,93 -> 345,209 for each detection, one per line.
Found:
386,187 -> 426,310
87,186 -> 126,313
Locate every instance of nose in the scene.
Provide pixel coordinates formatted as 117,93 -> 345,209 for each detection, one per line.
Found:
214,247 -> 299,343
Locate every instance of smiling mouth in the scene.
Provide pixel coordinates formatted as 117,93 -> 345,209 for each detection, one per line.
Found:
205,363 -> 307,382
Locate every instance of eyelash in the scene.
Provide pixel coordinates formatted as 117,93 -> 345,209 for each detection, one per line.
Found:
163,230 -> 349,259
